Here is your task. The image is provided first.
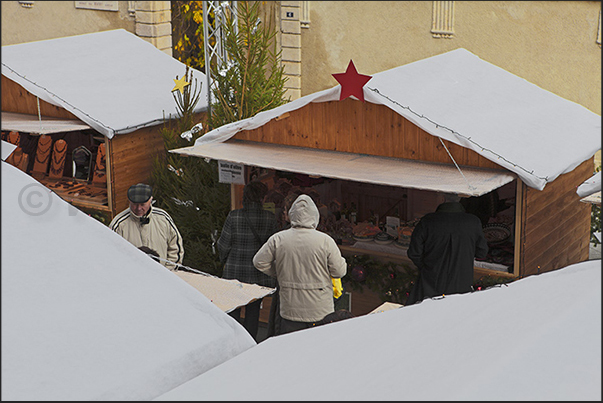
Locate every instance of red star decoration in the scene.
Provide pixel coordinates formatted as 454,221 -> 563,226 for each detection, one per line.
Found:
332,60 -> 372,102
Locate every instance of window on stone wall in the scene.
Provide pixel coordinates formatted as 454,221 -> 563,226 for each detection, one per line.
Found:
431,1 -> 455,39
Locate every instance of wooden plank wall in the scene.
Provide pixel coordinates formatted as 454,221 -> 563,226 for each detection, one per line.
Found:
109,127 -> 166,217
234,98 -> 500,170
1,76 -> 78,119
519,158 -> 594,277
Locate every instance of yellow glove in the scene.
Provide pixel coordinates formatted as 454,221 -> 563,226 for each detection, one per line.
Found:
332,277 -> 343,299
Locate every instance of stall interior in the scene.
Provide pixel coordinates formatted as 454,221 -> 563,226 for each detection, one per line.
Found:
250,167 -> 517,275
3,129 -> 109,209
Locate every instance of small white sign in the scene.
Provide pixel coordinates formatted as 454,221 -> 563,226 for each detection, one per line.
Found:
385,216 -> 400,238
218,161 -> 245,184
75,1 -> 119,11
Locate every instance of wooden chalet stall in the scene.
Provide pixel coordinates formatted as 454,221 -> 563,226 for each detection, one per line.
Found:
173,49 -> 601,317
1,30 -> 207,222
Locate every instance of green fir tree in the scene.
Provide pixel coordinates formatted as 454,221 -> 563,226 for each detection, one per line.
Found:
206,0 -> 289,129
150,66 -> 229,274
151,1 -> 289,275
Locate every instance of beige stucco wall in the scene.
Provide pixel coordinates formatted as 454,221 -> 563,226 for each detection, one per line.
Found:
1,1 -> 136,45
298,1 -> 601,166
300,1 -> 601,115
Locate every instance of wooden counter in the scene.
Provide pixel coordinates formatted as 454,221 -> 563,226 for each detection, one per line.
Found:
339,242 -> 517,280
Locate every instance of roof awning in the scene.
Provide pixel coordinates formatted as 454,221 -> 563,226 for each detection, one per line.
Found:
580,192 -> 601,205
1,112 -> 91,135
171,140 -> 516,197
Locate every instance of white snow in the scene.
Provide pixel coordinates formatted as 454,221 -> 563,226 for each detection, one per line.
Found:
157,259 -> 601,401
1,29 -> 208,138
2,159 -> 601,401
1,162 -> 255,401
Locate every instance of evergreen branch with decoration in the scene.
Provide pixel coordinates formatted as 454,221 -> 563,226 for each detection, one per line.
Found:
150,1 -> 289,277
172,65 -> 202,122
343,254 -> 417,305
150,65 -> 230,275
344,253 -> 516,305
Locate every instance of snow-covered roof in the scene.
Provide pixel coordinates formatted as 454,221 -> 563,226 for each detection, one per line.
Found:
577,170 -> 601,205
1,162 -> 253,401
185,48 -> 600,191
156,259 -> 602,401
1,29 -> 208,139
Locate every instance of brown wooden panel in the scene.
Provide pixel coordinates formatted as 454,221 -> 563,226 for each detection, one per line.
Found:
258,295 -> 272,323
523,160 -> 593,239
466,141 -> 482,167
350,100 -> 366,154
526,160 -> 594,208
523,194 -> 586,247
232,99 -> 500,169
297,103 -> 314,147
306,103 -> 324,150
1,76 -> 79,119
522,217 -> 591,276
339,100 -> 353,152
277,107 -> 297,146
361,101 -> 377,155
109,127 -> 165,215
349,287 -> 384,316
520,159 -> 593,277
444,139 -> 468,166
401,113 -> 419,159
522,200 -> 590,255
523,178 -> 588,235
378,104 -> 395,158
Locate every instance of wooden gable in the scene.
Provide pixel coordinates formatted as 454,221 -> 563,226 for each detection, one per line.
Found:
233,98 -> 501,170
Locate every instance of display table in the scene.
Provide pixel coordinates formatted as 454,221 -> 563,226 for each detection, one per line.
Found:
339,239 -> 514,278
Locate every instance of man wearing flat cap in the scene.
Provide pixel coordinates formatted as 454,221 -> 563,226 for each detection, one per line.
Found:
109,183 -> 184,269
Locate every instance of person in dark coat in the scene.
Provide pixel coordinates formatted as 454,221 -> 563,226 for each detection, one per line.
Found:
405,194 -> 489,305
217,180 -> 277,341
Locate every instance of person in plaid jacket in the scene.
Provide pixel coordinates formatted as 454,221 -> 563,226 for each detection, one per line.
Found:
217,180 -> 277,341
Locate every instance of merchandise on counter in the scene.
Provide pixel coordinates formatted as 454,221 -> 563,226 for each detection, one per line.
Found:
396,226 -> 414,247
482,223 -> 511,245
374,231 -> 395,245
352,221 -> 381,241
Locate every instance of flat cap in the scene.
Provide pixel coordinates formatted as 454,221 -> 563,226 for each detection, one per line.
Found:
127,183 -> 152,203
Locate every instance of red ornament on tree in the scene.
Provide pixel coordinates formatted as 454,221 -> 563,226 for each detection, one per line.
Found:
351,265 -> 367,282
332,60 -> 373,102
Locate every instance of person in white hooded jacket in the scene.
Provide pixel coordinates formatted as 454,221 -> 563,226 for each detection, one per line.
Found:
253,194 -> 347,335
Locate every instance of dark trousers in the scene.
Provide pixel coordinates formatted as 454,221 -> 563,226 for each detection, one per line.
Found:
278,317 -> 314,335
229,298 -> 263,341
267,288 -> 281,338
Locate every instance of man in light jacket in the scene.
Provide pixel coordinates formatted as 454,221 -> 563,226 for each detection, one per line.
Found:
109,183 -> 184,269
253,194 -> 347,335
